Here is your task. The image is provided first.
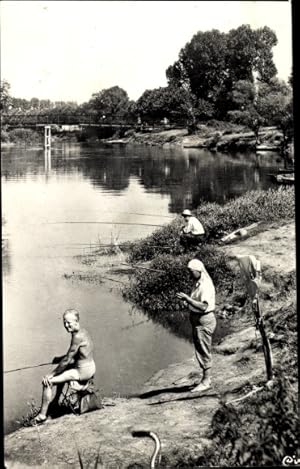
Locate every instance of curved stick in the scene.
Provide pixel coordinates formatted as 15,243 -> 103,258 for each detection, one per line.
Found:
132,430 -> 161,468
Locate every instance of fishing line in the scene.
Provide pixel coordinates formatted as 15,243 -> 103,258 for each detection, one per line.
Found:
44,221 -> 164,227
4,362 -> 53,374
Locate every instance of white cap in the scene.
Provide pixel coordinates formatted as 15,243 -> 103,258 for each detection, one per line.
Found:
187,259 -> 205,272
182,209 -> 192,216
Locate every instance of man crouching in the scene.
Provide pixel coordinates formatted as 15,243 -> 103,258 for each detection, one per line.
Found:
32,309 -> 96,425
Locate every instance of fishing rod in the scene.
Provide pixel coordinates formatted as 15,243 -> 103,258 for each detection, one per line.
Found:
44,221 -> 164,227
121,263 -> 165,273
4,362 -> 53,374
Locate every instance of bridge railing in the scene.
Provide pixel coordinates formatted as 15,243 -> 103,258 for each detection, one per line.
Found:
1,113 -> 188,128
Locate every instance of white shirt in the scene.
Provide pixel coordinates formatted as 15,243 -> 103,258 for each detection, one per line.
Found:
183,216 -> 205,235
189,274 -> 215,313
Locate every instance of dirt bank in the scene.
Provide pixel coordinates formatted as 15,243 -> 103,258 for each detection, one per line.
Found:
110,123 -> 288,155
4,221 -> 296,468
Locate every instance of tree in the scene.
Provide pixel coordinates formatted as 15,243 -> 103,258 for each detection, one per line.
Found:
166,25 -> 278,118
30,97 -> 40,109
254,26 -> 278,82
256,79 -> 293,152
89,86 -> 130,120
228,77 -> 293,147
167,29 -> 228,104
136,85 -> 194,120
0,80 -> 12,112
231,80 -> 256,109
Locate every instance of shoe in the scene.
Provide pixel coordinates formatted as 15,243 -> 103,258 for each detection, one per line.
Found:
190,381 -> 211,393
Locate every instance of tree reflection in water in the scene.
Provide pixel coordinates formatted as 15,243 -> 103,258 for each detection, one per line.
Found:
1,143 -> 282,214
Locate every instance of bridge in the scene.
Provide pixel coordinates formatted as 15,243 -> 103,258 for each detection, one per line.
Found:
1,113 -> 136,128
1,113 -> 186,129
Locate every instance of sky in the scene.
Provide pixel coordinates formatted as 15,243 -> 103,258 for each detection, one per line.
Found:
0,1 -> 293,104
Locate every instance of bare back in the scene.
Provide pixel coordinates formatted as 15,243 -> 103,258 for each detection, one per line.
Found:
72,328 -> 94,365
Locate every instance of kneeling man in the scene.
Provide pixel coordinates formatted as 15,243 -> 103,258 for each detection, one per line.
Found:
180,209 -> 205,250
33,309 -> 96,424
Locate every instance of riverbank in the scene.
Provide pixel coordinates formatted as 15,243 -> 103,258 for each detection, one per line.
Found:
112,122 -> 289,155
5,213 -> 297,466
1,122 -> 293,157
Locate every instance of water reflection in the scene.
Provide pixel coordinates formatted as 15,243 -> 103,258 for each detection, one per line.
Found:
44,148 -> 52,175
1,143 -> 282,214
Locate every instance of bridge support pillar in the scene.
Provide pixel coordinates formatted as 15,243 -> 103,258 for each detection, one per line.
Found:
44,126 -> 51,149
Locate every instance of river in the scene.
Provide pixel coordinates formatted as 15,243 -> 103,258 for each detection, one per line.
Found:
2,141 -> 282,434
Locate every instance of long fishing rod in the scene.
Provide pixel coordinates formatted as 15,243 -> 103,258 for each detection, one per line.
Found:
44,221 -> 164,227
121,263 -> 165,273
4,362 -> 53,374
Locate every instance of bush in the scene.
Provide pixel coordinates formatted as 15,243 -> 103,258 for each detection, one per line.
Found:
123,248 -> 235,340
164,377 -> 299,467
126,187 -> 295,263
1,129 -> 10,142
8,128 -> 42,144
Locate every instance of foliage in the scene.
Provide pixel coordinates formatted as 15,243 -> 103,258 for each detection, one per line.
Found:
123,248 -> 234,339
135,85 -> 196,122
160,377 -> 298,467
228,77 -> 293,144
235,377 -> 299,466
0,79 -> 12,112
167,29 -> 228,103
167,25 -> 278,119
231,79 -> 256,108
17,399 -> 40,427
7,128 -> 42,144
1,129 -> 10,142
88,86 -> 130,120
265,299 -> 297,382
127,187 -> 295,263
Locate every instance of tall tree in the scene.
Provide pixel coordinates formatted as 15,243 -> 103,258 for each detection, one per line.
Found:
166,29 -> 228,103
0,80 -> 12,112
166,25 -> 278,118
136,85 -> 195,120
89,86 -> 130,120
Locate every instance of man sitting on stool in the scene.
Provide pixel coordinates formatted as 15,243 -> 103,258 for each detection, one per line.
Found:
180,209 -> 205,250
31,309 -> 96,425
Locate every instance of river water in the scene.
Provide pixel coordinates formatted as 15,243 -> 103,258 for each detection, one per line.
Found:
2,142 -> 281,434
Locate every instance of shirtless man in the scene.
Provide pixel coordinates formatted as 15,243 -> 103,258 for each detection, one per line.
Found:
33,309 -> 96,424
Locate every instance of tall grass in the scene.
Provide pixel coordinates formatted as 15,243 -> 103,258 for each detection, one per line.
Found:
127,187 -> 295,263
161,376 -> 298,467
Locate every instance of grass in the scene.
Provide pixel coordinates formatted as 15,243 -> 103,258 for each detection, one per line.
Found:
17,399 -> 40,427
126,187 -> 295,263
1,128 -> 43,145
158,375 -> 298,467
124,187 -> 295,341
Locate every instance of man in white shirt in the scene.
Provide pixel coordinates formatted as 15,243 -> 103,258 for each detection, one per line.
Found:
180,209 -> 205,250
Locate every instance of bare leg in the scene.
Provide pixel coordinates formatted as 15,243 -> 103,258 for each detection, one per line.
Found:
50,368 -> 80,384
36,383 -> 57,420
201,368 -> 211,386
191,368 -> 211,393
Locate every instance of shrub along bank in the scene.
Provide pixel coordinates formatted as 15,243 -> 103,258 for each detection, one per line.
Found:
127,187 -> 295,263
1,127 -> 43,145
123,186 -> 295,342
124,187 -> 297,467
